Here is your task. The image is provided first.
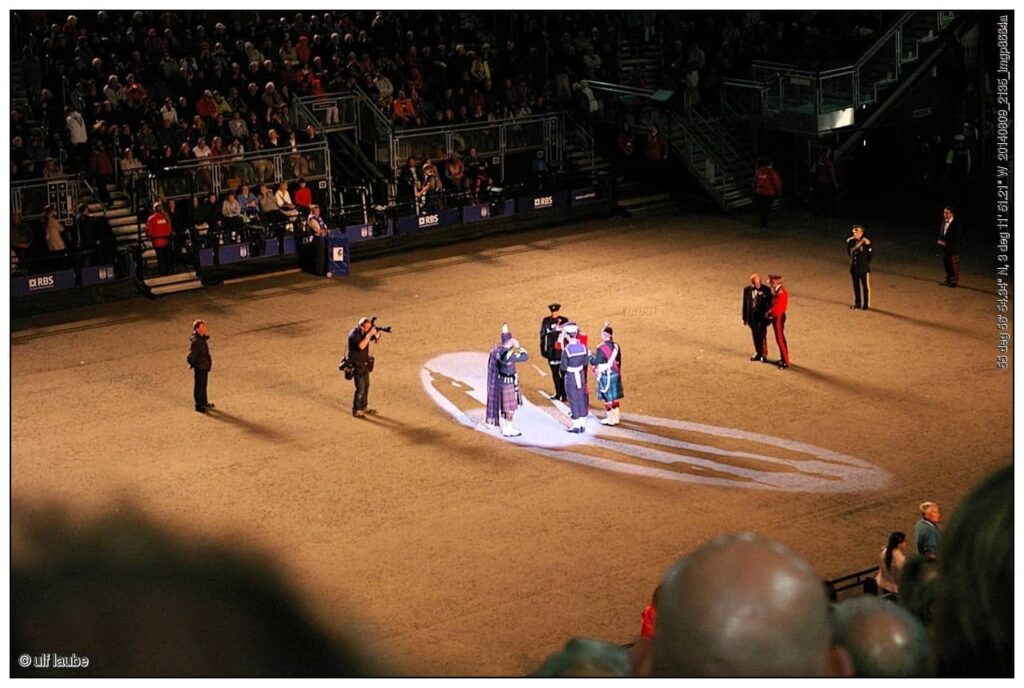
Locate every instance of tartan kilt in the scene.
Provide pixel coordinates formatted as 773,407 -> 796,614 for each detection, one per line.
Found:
500,382 -> 519,414
596,369 -> 624,402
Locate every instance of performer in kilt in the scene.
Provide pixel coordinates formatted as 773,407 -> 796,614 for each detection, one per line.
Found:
590,322 -> 623,425
540,303 -> 569,401
560,323 -> 590,433
486,323 -> 530,437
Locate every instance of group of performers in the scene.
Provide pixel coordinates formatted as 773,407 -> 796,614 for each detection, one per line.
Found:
485,303 -> 624,437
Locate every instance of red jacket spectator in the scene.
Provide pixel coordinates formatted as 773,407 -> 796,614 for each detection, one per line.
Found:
753,164 -> 783,197
644,128 -> 669,161
293,185 -> 312,208
296,36 -> 311,65
196,91 -> 218,119
146,209 -> 172,248
393,97 -> 416,120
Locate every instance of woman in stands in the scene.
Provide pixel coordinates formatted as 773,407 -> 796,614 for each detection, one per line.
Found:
874,531 -> 907,596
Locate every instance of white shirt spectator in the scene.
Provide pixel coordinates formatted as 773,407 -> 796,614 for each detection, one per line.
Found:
66,110 -> 88,145
160,103 -> 179,126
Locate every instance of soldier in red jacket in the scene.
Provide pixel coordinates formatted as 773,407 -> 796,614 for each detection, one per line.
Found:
752,159 -> 783,229
766,274 -> 790,369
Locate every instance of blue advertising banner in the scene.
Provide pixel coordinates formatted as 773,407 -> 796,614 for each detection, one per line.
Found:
282,235 -> 297,254
518,191 -> 569,213
218,243 -> 253,264
199,248 -> 215,267
264,237 -> 280,256
11,270 -> 77,297
81,264 -> 118,286
464,199 -> 516,222
326,231 -> 350,278
395,209 -> 460,235
345,219 -> 394,243
571,187 -> 601,205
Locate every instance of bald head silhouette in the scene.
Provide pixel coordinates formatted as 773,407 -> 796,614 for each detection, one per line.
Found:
832,596 -> 930,677
653,532 -> 842,677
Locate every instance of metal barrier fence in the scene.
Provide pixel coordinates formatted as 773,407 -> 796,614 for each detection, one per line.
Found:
11,176 -> 80,221
146,141 -> 331,203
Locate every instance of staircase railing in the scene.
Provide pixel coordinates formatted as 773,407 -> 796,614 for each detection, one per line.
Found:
726,10 -> 957,126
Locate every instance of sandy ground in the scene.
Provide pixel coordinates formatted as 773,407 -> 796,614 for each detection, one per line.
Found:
10,204 -> 1013,675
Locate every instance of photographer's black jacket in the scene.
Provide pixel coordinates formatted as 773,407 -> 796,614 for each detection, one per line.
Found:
347,326 -> 373,368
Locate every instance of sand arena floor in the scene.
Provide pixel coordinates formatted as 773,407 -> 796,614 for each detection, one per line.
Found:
10,205 -> 1013,675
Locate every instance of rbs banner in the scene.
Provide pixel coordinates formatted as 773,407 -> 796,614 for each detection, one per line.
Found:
11,270 -> 77,297
518,191 -> 569,213
395,209 -> 460,235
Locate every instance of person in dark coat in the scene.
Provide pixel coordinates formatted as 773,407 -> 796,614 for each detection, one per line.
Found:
937,206 -> 961,287
742,273 -> 773,362
187,319 -> 214,413
540,303 -> 569,401
846,225 -> 873,309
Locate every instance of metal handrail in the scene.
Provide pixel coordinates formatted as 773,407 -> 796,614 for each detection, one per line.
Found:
391,112 -> 559,139
854,11 -> 915,71
161,141 -> 329,173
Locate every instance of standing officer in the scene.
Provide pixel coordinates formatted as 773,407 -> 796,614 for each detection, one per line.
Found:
187,319 -> 214,413
846,225 -> 873,310
766,274 -> 790,370
348,317 -> 383,417
937,206 -> 961,288
752,158 -> 783,229
560,323 -> 590,433
540,303 -> 569,401
742,273 -> 773,362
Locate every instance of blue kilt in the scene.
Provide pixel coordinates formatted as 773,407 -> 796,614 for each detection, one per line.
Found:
596,368 -> 624,402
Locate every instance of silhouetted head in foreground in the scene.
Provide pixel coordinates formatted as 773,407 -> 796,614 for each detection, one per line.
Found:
12,503 -> 376,677
653,532 -> 851,677
832,596 -> 931,677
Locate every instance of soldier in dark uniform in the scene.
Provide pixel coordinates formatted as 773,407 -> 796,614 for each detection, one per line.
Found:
540,303 -> 569,401
846,224 -> 873,309
937,206 -> 961,288
742,273 -> 773,361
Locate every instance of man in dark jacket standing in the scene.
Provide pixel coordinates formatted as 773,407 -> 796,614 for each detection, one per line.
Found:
846,225 -> 873,310
937,206 -> 961,287
742,273 -> 773,362
187,319 -> 214,413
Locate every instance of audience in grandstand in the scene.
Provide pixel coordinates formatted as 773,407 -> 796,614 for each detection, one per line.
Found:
831,596 -> 931,677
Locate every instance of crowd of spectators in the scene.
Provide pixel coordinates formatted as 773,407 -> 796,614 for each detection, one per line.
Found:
11,462 -> 1012,678
12,9 -> 636,187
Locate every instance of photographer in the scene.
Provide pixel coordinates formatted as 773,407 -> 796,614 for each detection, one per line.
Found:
346,317 -> 385,418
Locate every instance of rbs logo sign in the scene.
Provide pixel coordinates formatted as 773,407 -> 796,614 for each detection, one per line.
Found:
28,275 -> 56,291
418,214 -> 440,228
533,196 -> 554,209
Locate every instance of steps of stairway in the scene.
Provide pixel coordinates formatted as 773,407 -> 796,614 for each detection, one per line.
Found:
144,271 -> 198,287
149,280 -> 204,296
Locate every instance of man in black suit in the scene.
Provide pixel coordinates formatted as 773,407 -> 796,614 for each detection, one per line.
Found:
742,273 -> 773,362
937,206 -> 961,287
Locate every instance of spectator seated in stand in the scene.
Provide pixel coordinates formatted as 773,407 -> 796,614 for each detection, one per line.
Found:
275,182 -> 300,223
238,184 -> 260,223
293,178 -> 313,216
221,191 -> 243,235
259,183 -> 286,226
463,147 -> 492,203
